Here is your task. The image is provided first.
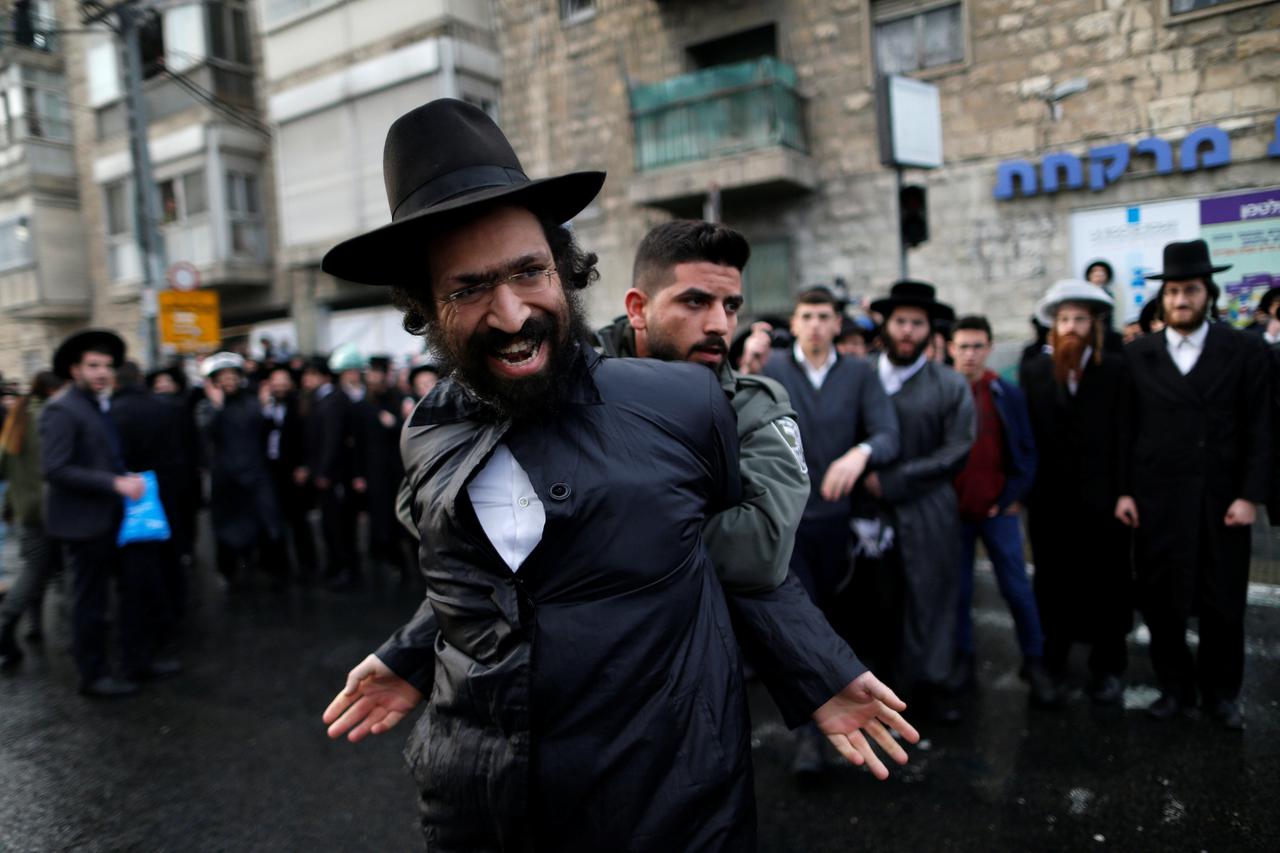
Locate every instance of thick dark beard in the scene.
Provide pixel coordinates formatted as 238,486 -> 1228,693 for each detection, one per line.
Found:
425,288 -> 592,423
885,333 -> 928,366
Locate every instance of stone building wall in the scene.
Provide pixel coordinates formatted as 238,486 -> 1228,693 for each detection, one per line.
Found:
496,0 -> 1280,341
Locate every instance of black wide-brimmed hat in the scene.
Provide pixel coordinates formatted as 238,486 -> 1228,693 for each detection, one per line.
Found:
322,99 -> 605,286
53,329 -> 125,379
870,280 -> 955,323
145,363 -> 188,392
1083,259 -> 1113,284
1144,239 -> 1231,281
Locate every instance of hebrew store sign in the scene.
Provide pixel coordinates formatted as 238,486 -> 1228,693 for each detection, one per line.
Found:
994,115 -> 1280,200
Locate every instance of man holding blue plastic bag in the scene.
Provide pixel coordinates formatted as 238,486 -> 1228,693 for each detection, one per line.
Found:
40,330 -> 171,698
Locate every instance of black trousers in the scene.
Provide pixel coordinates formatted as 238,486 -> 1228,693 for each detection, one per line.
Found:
1144,523 -> 1251,704
318,484 -> 359,579
790,516 -> 852,620
66,535 -> 156,683
268,464 -> 316,576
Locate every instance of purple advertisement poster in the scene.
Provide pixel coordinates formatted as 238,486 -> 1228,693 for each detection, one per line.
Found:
1199,187 -> 1280,327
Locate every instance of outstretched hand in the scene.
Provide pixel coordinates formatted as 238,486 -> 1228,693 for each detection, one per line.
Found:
812,671 -> 920,780
323,654 -> 423,743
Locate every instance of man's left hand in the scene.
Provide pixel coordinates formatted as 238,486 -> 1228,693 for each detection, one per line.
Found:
812,671 -> 920,780
1224,499 -> 1256,527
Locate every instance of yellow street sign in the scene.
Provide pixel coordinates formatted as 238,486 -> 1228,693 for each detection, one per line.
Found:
158,289 -> 220,353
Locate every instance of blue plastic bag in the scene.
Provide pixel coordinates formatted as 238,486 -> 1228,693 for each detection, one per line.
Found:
117,470 -> 171,546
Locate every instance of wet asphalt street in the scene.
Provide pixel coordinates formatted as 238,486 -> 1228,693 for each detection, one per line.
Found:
2,540 -> 1279,852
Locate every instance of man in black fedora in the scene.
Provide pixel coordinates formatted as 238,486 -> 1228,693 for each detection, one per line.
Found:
860,281 -> 976,722
318,99 -> 918,850
40,330 -> 150,697
1116,239 -> 1271,729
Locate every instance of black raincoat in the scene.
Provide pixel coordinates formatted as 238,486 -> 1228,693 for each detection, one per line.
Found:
381,348 -> 775,851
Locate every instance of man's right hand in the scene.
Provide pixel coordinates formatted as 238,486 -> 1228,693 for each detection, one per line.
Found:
1114,496 -> 1139,528
323,654 -> 423,743
738,322 -> 773,374
203,379 -> 225,409
113,474 -> 146,501
820,447 -> 870,502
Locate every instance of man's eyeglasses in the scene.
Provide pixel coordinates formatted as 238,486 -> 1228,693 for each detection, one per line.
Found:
437,267 -> 559,307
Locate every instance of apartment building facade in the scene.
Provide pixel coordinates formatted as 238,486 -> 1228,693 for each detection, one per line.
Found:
0,1 -> 89,380
49,0 -> 280,370
494,0 -> 1279,341
257,0 -> 500,358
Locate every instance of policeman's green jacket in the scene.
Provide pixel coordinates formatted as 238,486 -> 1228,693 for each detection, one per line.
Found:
593,315 -> 808,593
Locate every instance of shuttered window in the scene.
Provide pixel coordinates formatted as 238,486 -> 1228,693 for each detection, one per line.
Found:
872,1 -> 964,75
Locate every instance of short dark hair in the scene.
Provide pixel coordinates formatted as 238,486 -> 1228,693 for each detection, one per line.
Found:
391,216 -> 598,337
631,220 -> 750,295
794,286 -> 840,312
954,315 -> 993,342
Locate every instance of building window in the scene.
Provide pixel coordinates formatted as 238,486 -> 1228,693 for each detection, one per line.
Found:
687,24 -> 779,69
139,10 -> 166,79
20,67 -> 71,141
872,1 -> 964,75
157,171 -> 208,224
741,238 -> 794,317
9,0 -> 58,52
226,170 -> 264,257
104,181 -> 131,236
0,216 -> 34,272
262,0 -> 335,27
1170,0 -> 1233,10
207,1 -> 253,65
560,0 -> 595,24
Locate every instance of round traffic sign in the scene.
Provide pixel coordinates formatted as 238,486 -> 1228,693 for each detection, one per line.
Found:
167,261 -> 201,291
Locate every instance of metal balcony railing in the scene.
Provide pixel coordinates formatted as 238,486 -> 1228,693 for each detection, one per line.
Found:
630,57 -> 807,172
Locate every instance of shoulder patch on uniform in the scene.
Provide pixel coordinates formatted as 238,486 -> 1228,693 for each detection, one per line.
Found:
771,417 -> 808,475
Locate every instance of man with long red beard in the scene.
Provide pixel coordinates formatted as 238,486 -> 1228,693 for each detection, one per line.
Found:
1019,280 -> 1132,705
860,281 -> 976,722
1116,240 -> 1271,729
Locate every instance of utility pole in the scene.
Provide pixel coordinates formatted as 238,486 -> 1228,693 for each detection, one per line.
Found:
80,2 -> 166,368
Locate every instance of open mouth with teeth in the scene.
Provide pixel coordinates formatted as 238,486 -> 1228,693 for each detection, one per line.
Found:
487,334 -> 550,378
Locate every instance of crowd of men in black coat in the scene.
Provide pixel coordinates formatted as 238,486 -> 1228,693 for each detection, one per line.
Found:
738,238 -> 1274,744
0,333 -> 442,697
0,235 -> 1274,739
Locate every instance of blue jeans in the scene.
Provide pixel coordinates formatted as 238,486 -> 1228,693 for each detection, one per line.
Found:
957,513 -> 1044,659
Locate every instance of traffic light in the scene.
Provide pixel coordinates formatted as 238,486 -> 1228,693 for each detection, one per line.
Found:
899,184 -> 928,248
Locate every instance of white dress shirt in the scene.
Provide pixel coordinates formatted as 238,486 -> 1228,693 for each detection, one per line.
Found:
793,342 -> 838,390
1165,321 -> 1209,376
467,444 -> 546,572
1067,346 -> 1093,396
876,352 -> 927,396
